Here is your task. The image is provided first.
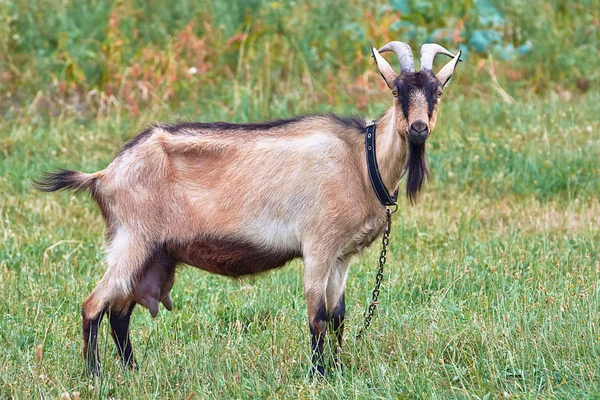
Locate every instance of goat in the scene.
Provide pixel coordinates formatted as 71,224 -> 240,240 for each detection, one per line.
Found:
34,41 -> 461,377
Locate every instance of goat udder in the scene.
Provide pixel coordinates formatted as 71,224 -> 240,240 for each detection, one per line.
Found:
133,256 -> 176,317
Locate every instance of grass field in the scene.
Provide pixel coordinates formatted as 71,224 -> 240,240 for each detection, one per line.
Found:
1,0 -> 599,398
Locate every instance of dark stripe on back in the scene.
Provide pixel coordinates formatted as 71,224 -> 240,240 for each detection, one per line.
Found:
160,113 -> 366,134
117,113 -> 366,156
161,116 -> 307,133
116,129 -> 153,158
325,113 -> 367,132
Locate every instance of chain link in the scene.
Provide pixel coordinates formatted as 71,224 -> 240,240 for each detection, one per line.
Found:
356,207 -> 393,340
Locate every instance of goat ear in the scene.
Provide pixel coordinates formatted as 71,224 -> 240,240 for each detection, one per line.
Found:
371,47 -> 398,89
436,50 -> 462,89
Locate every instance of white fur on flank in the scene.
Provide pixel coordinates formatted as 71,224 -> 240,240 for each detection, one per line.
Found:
102,226 -> 150,300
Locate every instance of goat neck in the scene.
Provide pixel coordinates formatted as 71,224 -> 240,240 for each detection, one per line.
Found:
372,107 -> 407,197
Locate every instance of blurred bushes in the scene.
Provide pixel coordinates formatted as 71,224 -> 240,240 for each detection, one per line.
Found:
0,0 -> 597,120
1,0 -> 376,120
388,0 -> 598,92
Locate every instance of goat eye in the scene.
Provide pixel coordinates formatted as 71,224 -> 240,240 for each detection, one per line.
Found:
392,90 -> 398,97
436,91 -> 443,98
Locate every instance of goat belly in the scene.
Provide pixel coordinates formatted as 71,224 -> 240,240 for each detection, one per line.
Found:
166,238 -> 300,277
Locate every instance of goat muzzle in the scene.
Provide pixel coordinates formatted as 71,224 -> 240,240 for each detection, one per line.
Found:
408,121 -> 429,144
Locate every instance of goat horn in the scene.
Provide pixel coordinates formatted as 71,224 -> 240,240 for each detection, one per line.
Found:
378,41 -> 415,73
420,43 -> 456,71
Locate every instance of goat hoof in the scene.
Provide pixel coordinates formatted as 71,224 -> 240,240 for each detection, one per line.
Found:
85,361 -> 102,379
122,362 -> 139,372
121,357 -> 138,371
310,365 -> 326,379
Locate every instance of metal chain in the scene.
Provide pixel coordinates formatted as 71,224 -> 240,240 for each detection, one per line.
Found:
356,207 -> 393,340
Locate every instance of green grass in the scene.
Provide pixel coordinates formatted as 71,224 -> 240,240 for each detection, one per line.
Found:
1,93 -> 599,398
1,0 -> 600,398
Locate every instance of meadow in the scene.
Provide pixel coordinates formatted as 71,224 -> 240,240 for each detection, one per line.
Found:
1,0 -> 599,398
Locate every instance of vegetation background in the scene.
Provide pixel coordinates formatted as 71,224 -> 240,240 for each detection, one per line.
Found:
1,0 -> 598,398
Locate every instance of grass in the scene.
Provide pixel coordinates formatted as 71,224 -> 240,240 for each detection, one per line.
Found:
1,93 -> 598,398
1,0 -> 599,398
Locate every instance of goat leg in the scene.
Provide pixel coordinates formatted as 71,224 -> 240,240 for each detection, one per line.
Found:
109,301 -> 137,369
81,297 -> 106,378
309,303 -> 328,377
330,293 -> 345,370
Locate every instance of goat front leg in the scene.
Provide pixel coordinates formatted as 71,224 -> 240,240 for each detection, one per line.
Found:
331,294 -> 346,369
327,258 -> 350,370
303,254 -> 333,377
329,294 -> 346,369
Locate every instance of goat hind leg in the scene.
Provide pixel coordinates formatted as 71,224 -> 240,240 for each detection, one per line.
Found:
106,250 -> 177,372
109,300 -> 137,369
82,226 -> 151,376
107,250 -> 177,370
82,290 -> 107,377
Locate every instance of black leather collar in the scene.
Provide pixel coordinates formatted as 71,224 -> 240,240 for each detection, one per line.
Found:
365,120 -> 398,206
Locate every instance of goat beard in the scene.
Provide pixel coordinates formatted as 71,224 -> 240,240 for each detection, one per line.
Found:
402,140 -> 430,203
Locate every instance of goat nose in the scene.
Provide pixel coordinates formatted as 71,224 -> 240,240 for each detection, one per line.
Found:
408,121 -> 429,144
410,121 -> 428,134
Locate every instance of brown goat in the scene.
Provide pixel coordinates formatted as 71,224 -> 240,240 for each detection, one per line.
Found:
35,41 -> 461,376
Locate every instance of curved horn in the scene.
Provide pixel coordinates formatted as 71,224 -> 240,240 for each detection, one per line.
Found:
420,43 -> 455,71
378,41 -> 415,73
436,50 -> 462,87
371,47 -> 398,89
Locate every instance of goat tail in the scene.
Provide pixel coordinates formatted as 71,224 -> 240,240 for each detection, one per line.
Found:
32,169 -> 102,196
